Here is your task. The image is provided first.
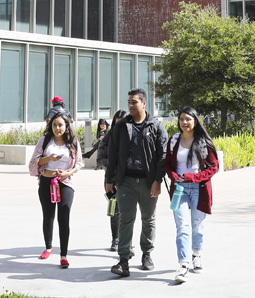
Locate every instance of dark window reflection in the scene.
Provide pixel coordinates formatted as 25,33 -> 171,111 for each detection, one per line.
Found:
103,0 -> 115,42
0,0 -> 12,30
36,0 -> 50,34
16,0 -> 30,32
54,0 -> 65,36
88,0 -> 99,40
246,1 -> 255,21
72,0 -> 84,38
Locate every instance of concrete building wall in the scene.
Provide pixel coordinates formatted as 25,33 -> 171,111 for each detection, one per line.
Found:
118,0 -> 222,47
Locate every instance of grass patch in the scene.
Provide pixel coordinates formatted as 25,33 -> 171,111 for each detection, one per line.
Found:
0,291 -> 47,298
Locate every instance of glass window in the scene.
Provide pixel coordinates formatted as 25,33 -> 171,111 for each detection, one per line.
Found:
99,53 -> 116,118
36,0 -> 50,35
0,44 -> 24,122
138,56 -> 152,113
78,52 -> 95,118
54,0 -> 65,36
71,0 -> 84,38
54,49 -> 73,114
28,47 -> 49,122
154,57 -> 168,117
119,54 -> 134,110
16,0 -> 31,32
103,0 -> 114,42
246,1 -> 255,21
88,0 -> 99,40
0,0 -> 12,30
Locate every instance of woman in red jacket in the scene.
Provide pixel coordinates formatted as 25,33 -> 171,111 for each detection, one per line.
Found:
165,107 -> 218,283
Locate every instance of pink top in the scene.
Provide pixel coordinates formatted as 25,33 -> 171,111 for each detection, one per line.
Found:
29,136 -> 82,190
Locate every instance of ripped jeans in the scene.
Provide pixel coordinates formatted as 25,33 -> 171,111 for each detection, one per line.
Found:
173,183 -> 206,264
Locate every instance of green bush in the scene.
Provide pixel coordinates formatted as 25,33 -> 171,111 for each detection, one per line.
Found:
1,124 -> 255,171
0,127 -> 44,145
0,124 -> 98,152
213,133 -> 255,170
0,291 -> 46,298
163,120 -> 179,137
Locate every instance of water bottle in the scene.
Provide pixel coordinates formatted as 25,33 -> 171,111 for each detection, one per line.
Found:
51,177 -> 61,203
107,197 -> 117,217
170,183 -> 184,211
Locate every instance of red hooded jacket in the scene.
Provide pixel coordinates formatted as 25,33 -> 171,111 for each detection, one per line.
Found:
165,134 -> 218,214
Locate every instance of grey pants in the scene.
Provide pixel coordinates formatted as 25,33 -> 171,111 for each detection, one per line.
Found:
117,176 -> 158,259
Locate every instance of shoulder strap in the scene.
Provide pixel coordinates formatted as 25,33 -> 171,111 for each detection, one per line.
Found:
42,135 -> 52,152
163,176 -> 170,195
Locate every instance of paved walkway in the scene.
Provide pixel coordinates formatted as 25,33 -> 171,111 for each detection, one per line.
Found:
0,164 -> 254,298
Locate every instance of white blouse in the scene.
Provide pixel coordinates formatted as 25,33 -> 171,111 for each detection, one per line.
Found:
45,139 -> 71,171
176,143 -> 199,176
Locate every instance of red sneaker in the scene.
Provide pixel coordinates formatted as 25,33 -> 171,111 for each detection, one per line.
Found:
40,249 -> 53,259
60,259 -> 69,269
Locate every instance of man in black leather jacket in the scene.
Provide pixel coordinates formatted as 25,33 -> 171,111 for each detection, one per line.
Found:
106,88 -> 168,277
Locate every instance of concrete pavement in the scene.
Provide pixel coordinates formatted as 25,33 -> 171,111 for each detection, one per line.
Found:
0,164 -> 255,298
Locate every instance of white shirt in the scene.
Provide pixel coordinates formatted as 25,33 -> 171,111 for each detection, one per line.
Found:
176,143 -> 199,176
45,139 -> 70,171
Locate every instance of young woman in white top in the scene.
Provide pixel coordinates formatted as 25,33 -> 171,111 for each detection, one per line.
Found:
29,112 -> 82,268
165,107 -> 218,283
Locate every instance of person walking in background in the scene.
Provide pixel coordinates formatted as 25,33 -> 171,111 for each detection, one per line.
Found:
106,88 -> 168,277
165,106 -> 218,283
82,119 -> 110,160
46,96 -> 74,124
97,110 -> 128,252
29,112 -> 82,269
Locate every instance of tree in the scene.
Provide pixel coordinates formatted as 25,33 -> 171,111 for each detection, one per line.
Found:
153,2 -> 255,133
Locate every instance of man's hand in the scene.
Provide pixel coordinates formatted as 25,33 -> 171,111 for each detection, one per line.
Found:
150,181 -> 161,197
105,183 -> 113,193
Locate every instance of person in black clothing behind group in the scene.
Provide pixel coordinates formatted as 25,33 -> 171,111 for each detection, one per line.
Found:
97,110 -> 128,252
83,119 -> 110,160
106,88 -> 168,277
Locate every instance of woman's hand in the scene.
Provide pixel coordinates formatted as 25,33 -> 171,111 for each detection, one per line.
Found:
49,154 -> 63,161
38,153 -> 62,166
175,175 -> 184,183
57,169 -> 70,180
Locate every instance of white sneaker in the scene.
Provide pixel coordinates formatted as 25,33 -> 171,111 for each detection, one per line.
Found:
175,264 -> 189,283
192,255 -> 203,273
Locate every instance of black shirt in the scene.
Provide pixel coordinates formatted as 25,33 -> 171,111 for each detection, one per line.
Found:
125,120 -> 146,178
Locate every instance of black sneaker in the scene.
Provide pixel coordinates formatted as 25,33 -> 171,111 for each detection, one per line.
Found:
111,258 -> 130,277
141,254 -> 154,270
110,238 -> 118,251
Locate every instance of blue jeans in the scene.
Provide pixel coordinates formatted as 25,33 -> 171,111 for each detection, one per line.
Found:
173,183 -> 206,264
117,176 -> 158,260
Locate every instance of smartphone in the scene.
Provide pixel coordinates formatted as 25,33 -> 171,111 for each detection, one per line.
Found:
56,154 -> 64,158
104,186 -> 117,201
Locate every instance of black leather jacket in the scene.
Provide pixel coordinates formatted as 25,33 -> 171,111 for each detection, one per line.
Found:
106,113 -> 168,187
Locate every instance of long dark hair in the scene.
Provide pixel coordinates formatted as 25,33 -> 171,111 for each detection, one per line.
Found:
110,109 -> 127,132
96,119 -> 110,139
44,112 -> 76,157
178,107 -> 217,169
